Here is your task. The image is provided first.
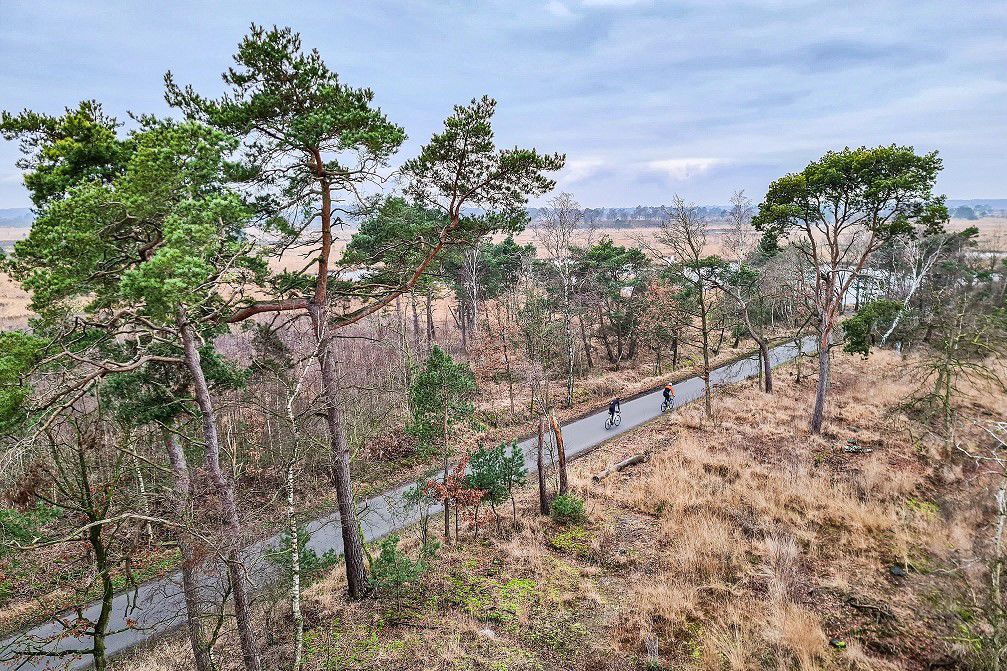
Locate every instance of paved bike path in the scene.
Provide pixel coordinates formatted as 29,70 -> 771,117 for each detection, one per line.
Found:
2,339 -> 808,670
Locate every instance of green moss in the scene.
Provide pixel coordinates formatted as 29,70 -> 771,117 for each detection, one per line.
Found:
303,626 -> 407,670
523,606 -> 589,655
906,498 -> 940,517
446,572 -> 537,623
684,622 -> 705,659
547,525 -> 592,557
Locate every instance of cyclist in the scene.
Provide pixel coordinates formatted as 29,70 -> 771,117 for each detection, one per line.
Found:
662,383 -> 675,408
608,397 -> 621,422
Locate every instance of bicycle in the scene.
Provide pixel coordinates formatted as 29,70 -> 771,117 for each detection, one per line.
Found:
604,411 -> 622,430
660,398 -> 674,413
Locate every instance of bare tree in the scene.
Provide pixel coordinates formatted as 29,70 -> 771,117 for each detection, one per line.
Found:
657,196 -> 720,417
537,192 -> 583,408
713,191 -> 776,392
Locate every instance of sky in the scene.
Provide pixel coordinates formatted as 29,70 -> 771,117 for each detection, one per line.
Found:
1,0 -> 1005,209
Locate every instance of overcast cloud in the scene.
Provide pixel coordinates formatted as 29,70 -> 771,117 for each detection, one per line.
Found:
1,0 -> 1004,207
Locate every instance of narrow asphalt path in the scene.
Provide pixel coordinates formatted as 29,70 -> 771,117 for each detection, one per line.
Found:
2,338 -> 809,670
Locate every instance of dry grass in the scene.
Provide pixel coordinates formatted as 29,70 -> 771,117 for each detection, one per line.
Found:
104,347 -> 1006,671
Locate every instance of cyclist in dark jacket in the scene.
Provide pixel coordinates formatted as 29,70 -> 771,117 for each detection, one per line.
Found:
608,397 -> 621,421
662,383 -> 675,405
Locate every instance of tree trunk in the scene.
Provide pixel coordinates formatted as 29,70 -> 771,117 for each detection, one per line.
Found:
549,411 -> 568,495
285,451 -> 304,671
566,321 -> 575,408
89,519 -> 113,671
178,314 -> 261,671
164,431 -> 215,671
810,332 -> 830,434
78,447 -> 112,671
537,417 -> 549,515
311,309 -> 369,600
699,295 -> 713,418
760,339 -> 773,393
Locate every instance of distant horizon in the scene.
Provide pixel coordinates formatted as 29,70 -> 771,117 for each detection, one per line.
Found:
2,197 -> 1006,225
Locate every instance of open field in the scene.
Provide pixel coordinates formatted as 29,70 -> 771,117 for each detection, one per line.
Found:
2,216 -> 1002,330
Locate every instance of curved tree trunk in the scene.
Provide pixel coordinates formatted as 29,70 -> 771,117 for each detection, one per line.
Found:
549,411 -> 568,495
178,314 -> 261,671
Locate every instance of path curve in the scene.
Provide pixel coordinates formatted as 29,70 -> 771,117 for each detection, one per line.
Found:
1,339 -> 809,670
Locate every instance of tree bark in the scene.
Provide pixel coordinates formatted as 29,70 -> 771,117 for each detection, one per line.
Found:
311,308 -> 369,600
537,417 -> 549,514
411,292 -> 422,355
497,307 -> 516,416
549,411 -> 568,495
566,320 -> 575,408
163,431 -> 215,671
178,314 -> 261,671
699,289 -> 713,418
810,331 -> 830,434
592,453 -> 647,482
759,338 -> 773,393
78,446 -> 112,671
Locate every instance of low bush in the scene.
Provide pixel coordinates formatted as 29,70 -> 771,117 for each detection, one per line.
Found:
369,534 -> 435,595
550,493 -> 586,525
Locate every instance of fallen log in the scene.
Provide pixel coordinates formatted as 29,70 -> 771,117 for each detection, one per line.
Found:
592,452 -> 648,482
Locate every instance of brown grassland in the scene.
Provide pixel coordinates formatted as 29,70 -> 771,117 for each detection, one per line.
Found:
1,217 -> 1003,328
3,216 -> 1002,332
113,349 -> 1007,671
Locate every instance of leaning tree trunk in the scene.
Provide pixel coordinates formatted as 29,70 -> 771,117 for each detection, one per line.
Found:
537,416 -> 549,514
164,431 -> 215,671
311,306 -> 369,600
549,411 -> 569,495
178,314 -> 261,671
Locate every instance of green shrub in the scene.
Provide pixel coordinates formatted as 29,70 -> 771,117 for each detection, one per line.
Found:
550,494 -> 586,525
269,526 -> 340,584
0,503 -> 59,556
369,534 -> 434,595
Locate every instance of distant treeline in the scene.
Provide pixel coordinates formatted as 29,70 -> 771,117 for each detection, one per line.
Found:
525,205 -> 730,227
1,201 -> 1003,231
527,200 -> 1007,226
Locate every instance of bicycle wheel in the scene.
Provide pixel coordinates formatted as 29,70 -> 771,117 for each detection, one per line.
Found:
614,413 -> 622,426
604,417 -> 612,430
